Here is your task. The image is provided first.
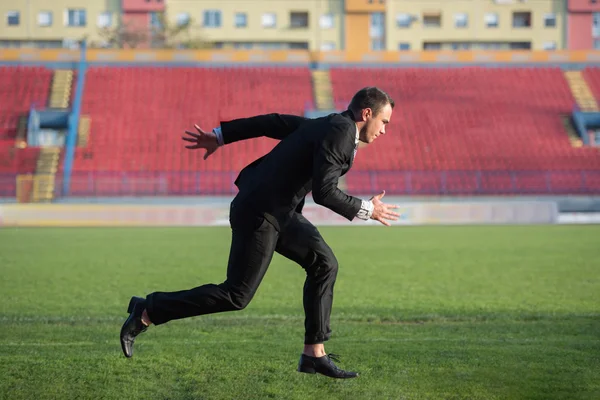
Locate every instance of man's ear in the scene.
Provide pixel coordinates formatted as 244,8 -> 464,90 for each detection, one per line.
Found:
361,108 -> 371,121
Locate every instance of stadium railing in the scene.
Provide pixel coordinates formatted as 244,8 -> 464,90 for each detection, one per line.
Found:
0,170 -> 587,198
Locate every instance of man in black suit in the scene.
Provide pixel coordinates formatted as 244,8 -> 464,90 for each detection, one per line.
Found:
120,87 -> 399,379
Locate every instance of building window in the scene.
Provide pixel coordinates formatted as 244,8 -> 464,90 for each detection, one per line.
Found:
290,12 -> 309,28
38,11 -> 52,27
150,12 -> 161,29
544,13 -> 556,27
396,13 -> 411,28
512,11 -> 531,28
370,12 -> 385,37
451,42 -> 470,50
97,12 -> 112,28
321,42 -> 336,51
289,42 -> 309,49
510,41 -> 531,50
262,13 -> 276,28
423,14 -> 441,28
6,11 -> 19,26
593,12 -> 600,37
320,14 -> 333,29
176,13 -> 190,27
234,42 -> 253,49
480,42 -> 503,50
424,42 -> 441,50
63,38 -> 80,49
398,42 -> 410,50
485,13 -> 499,28
234,13 -> 247,28
66,9 -> 86,27
455,13 -> 468,28
259,42 -> 284,50
203,10 -> 221,28
543,41 -> 557,50
371,38 -> 385,51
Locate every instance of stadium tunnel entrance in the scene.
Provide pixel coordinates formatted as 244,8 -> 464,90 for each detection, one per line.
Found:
572,109 -> 600,146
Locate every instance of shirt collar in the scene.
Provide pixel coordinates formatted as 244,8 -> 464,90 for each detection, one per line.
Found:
355,124 -> 360,146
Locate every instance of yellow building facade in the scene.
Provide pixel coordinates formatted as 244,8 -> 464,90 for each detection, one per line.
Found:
165,0 -> 344,50
0,0 -> 120,48
0,0 -> 567,51
382,0 -> 566,51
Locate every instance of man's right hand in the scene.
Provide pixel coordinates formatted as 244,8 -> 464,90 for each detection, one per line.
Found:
182,124 -> 219,160
370,190 -> 400,226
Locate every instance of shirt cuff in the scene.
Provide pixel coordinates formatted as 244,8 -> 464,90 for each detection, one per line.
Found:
213,126 -> 224,146
356,199 -> 374,221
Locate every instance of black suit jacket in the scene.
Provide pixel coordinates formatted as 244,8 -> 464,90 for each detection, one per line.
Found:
220,111 -> 362,231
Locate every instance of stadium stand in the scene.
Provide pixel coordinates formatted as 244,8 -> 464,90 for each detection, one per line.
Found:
0,66 -> 52,141
582,67 -> 600,104
330,67 -> 600,195
67,66 -> 312,195
2,64 -> 600,198
0,66 -> 52,196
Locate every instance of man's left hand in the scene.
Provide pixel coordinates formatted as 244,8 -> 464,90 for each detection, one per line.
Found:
182,124 -> 219,160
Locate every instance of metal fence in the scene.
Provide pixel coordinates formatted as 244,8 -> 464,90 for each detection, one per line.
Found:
3,170 -> 600,199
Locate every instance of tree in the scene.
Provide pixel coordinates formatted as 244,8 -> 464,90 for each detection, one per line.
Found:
98,12 -> 213,49
98,21 -> 148,49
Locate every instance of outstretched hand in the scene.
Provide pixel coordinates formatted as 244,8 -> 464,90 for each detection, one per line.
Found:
182,124 -> 219,160
370,190 -> 400,226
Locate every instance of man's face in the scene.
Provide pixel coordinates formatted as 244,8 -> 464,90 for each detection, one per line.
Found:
359,103 -> 393,144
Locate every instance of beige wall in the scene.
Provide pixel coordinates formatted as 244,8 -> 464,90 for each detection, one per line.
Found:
0,0 -> 117,46
387,0 -> 566,50
165,0 -> 344,50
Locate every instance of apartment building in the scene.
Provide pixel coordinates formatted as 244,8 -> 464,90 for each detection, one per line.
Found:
165,0 -> 344,50
0,0 -> 574,51
382,0 -> 566,51
0,0 -> 120,48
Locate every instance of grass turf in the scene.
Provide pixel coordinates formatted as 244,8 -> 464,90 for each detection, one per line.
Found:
0,226 -> 599,399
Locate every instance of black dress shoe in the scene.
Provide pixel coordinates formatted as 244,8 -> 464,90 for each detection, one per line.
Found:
297,353 -> 359,379
120,296 -> 148,358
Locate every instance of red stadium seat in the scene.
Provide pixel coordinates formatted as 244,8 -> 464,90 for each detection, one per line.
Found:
4,64 -> 592,197
67,66 -> 312,195
0,66 -> 52,183
333,67 -> 600,195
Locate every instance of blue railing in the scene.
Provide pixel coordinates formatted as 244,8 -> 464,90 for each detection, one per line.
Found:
62,40 -> 88,196
51,170 -> 600,197
2,170 -> 600,199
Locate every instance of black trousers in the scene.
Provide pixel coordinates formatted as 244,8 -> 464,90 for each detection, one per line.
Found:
146,200 -> 339,344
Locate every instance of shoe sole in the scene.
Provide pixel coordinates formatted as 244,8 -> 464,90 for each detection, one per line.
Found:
297,368 -> 359,378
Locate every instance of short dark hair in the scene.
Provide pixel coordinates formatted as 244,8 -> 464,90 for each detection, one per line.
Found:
348,87 -> 395,116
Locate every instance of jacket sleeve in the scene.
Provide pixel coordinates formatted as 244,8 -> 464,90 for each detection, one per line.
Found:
312,124 -> 362,221
220,113 -> 308,145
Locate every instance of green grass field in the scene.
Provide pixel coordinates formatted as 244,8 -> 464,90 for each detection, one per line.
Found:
0,226 -> 599,400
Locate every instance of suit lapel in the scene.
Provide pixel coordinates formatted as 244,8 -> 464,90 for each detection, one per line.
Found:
340,109 -> 358,172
